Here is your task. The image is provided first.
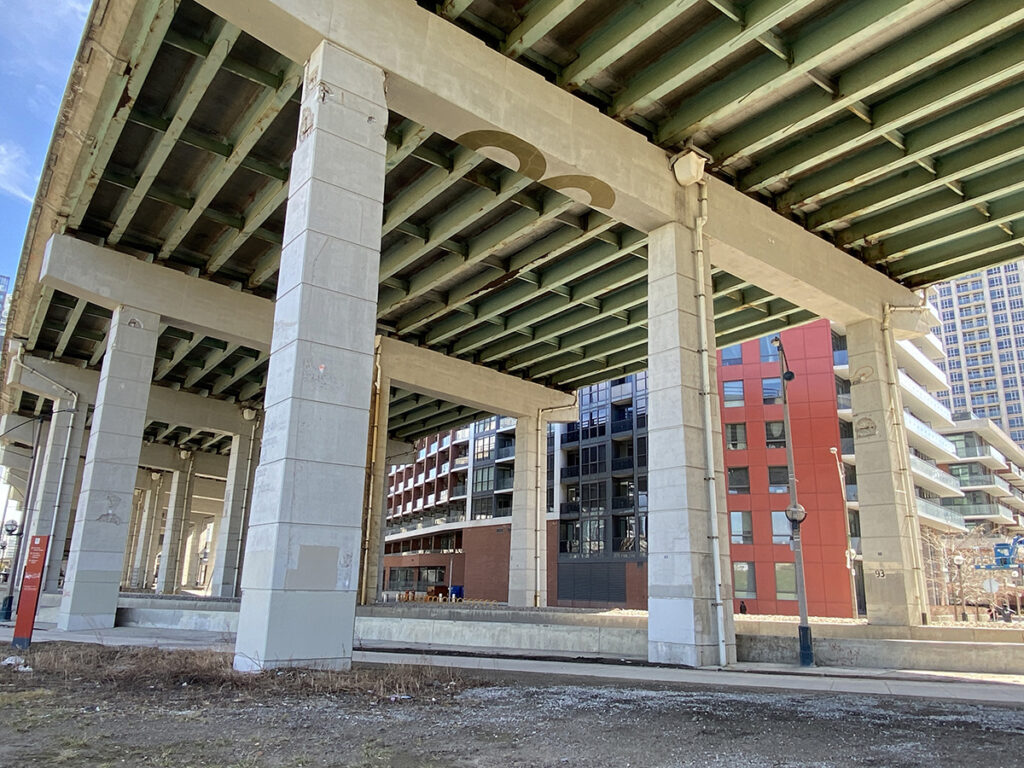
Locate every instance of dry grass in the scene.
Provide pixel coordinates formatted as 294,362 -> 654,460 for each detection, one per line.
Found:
11,642 -> 472,700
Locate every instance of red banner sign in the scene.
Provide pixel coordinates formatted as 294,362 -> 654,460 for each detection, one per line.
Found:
12,535 -> 49,650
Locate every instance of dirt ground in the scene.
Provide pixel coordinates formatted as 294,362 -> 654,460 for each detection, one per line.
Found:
1,644 -> 1022,768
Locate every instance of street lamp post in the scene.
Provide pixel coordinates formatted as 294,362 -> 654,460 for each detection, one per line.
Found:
952,554 -> 967,622
772,335 -> 814,667
0,519 -> 23,621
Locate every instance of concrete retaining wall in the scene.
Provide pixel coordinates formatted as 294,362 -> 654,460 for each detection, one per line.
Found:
108,600 -> 1024,674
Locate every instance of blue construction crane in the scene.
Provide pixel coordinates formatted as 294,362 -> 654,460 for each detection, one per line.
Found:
975,535 -> 1024,570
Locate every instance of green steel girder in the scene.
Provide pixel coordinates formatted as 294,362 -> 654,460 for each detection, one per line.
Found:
741,35 -> 1024,192
612,0 -> 813,119
655,0 -> 933,145
438,0 -> 475,22
423,235 -> 641,345
390,399 -> 465,432
382,146 -> 484,236
156,60 -> 303,260
550,342 -> 648,387
502,0 -> 587,60
206,181 -> 289,275
780,82 -> 1024,210
396,215 -> 627,337
53,300 -> 87,359
41,319 -> 105,344
385,120 -> 431,171
162,27 -> 285,90
865,189 -> 1024,264
155,334 -> 205,380
570,361 -> 648,392
126,108 -> 291,181
902,241 -> 1024,289
378,190 -> 577,316
886,218 -> 1024,281
713,286 -> 775,318
449,261 -> 645,356
66,0 -> 176,230
184,344 -> 240,388
379,171 -> 534,280
393,410 -> 490,444
715,310 -> 817,349
392,406 -> 487,441
712,0 -> 1024,168
505,306 -> 648,372
559,0 -> 702,90
388,392 -> 437,419
838,160 -> 1024,248
714,299 -> 802,336
475,282 -> 647,363
527,326 -> 648,378
210,351 -> 268,396
108,19 -> 242,246
806,123 -> 1024,231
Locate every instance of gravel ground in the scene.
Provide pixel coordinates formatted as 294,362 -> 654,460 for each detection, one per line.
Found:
1,644 -> 1021,767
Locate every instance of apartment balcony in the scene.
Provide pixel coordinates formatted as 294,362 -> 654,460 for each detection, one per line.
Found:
896,338 -> 948,391
909,456 -> 963,498
611,495 -> 634,511
497,416 -> 517,432
561,428 -> 580,444
1002,489 -> 1024,512
840,436 -> 855,458
903,411 -> 959,462
495,474 -> 515,492
561,465 -> 580,481
560,502 -> 580,516
611,418 -> 634,435
610,382 -> 632,403
450,484 -> 467,498
452,455 -> 470,469
836,391 -> 852,420
845,483 -> 859,508
956,472 -> 1012,497
915,497 -> 968,533
453,428 -> 470,443
1001,460 -> 1024,488
917,331 -> 944,362
953,501 -> 1016,524
947,442 -> 1007,469
833,348 -> 849,378
495,444 -> 516,461
898,370 -> 954,427
611,455 -> 634,472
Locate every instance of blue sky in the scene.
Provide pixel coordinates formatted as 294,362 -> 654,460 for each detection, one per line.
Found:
0,0 -> 89,284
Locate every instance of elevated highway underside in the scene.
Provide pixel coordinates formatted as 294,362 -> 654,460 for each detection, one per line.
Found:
3,0 -> 1022,670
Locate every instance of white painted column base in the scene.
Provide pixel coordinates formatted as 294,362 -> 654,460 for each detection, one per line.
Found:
508,415 -> 545,607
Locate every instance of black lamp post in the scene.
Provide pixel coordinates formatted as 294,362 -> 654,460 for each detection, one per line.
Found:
772,335 -> 814,667
0,519 -> 23,621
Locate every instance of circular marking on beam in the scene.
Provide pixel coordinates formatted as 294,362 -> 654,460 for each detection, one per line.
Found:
544,174 -> 616,209
456,130 -> 547,180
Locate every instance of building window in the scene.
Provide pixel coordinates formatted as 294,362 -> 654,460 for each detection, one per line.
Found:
771,511 -> 792,544
768,466 -> 789,493
728,467 -> 750,494
721,344 -> 743,366
474,435 -> 495,461
725,423 -> 747,450
581,481 -> 607,514
388,567 -> 415,591
582,518 -> 606,555
759,336 -> 779,363
762,377 -> 782,405
765,421 -> 786,449
733,562 -> 756,598
723,380 -> 744,407
581,445 -> 607,475
730,511 -> 753,544
581,407 -> 608,440
472,466 -> 494,493
559,520 -> 580,554
775,563 -> 797,600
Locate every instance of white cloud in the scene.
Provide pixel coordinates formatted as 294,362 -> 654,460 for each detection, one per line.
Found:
0,142 -> 38,204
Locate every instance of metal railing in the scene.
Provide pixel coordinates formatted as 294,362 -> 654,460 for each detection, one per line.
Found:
611,456 -> 634,471
915,498 -> 967,530
836,392 -> 852,409
611,418 -> 633,434
496,444 -> 515,459
561,465 -> 580,479
909,455 -> 961,490
955,472 -> 1010,493
898,370 -> 952,422
495,474 -> 514,491
903,411 -> 956,455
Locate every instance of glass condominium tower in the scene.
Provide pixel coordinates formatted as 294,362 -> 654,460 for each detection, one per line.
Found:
931,260 -> 1024,446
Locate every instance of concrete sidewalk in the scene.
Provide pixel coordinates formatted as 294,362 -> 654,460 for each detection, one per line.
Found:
2,622 -> 1022,706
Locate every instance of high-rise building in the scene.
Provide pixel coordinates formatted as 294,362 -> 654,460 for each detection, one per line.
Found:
931,261 -> 1024,445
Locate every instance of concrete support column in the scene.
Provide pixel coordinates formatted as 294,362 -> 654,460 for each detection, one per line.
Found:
210,431 -> 255,597
28,401 -> 86,593
156,465 -> 193,594
130,473 -> 163,588
233,41 -> 387,671
361,366 -> 390,605
508,415 -> 546,607
846,318 -> 927,626
58,305 -> 159,631
121,484 -> 145,586
646,220 -> 735,667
